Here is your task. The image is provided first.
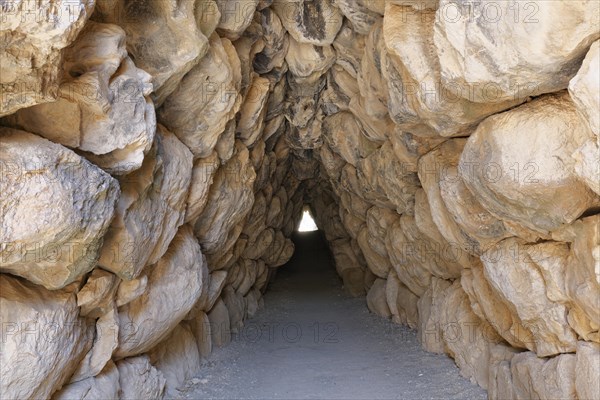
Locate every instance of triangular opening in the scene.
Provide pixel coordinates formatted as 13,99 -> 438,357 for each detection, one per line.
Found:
297,206 -> 318,232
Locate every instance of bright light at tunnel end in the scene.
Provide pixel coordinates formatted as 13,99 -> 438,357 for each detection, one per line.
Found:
298,210 -> 318,232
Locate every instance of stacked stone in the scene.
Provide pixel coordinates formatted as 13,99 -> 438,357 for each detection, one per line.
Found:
1,0 -> 599,399
1,1 -> 300,398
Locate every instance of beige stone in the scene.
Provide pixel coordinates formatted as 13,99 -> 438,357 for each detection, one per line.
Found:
383,4 -> 521,137
194,142 -> 257,254
0,275 -> 92,399
223,285 -> 246,333
385,272 -> 419,328
417,277 -> 451,354
159,34 -> 242,158
353,21 -> 392,142
482,238 -> 578,356
208,298 -> 232,348
511,351 -> 576,399
412,190 -> 470,277
98,126 -> 193,280
115,226 -> 207,358
386,217 -> 433,297
366,278 -> 391,318
576,341 -> 600,400
0,128 -> 119,290
336,0 -> 381,35
459,92 -> 599,235
322,112 -> 379,166
237,76 -> 271,147
438,280 -> 502,389
5,21 -> 156,175
148,323 -> 201,397
461,263 -> 533,351
329,239 -> 366,297
554,215 -> 600,342
215,0 -> 259,40
272,0 -> 343,45
254,8 -> 289,74
419,139 -> 509,256
1,4 -> 599,397
357,227 -> 392,279
116,355 -> 166,400
77,269 -> 118,319
570,40 -> 600,137
434,0 -> 600,103
487,344 -> 519,400
286,37 -> 336,83
53,361 -> 120,400
70,303 -> 119,382
190,312 -> 213,358
357,141 -> 420,214
0,0 -> 94,116
185,152 -> 221,224
93,0 -> 210,105
115,276 -> 148,308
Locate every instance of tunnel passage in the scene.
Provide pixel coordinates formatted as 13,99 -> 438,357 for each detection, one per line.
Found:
185,229 -> 487,399
1,1 -> 599,400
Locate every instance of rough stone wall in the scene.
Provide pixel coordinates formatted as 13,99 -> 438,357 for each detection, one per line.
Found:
1,1 -> 599,399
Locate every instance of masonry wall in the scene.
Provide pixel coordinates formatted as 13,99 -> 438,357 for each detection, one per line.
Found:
1,1 -> 599,399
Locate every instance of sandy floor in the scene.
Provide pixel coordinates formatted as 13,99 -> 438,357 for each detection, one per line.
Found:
180,231 -> 487,400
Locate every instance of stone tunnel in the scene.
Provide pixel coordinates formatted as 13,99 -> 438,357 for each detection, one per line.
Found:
0,0 -> 599,399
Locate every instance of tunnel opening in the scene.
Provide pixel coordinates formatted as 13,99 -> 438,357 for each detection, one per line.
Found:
297,206 -> 319,232
1,1 -> 598,400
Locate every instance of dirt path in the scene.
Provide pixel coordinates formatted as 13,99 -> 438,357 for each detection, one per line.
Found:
180,231 -> 487,400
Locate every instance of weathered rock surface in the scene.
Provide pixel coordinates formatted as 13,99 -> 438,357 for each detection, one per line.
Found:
511,351 -> 577,399
570,40 -> 600,136
329,239 -> 366,296
482,238 -> 578,356
434,0 -> 600,103
77,269 -> 118,319
570,41 -> 600,196
0,128 -> 119,290
149,323 -> 201,397
208,298 -> 232,348
461,262 -> 533,351
98,126 -> 193,280
459,92 -> 599,235
190,312 -> 213,358
116,355 -> 166,400
575,341 -> 600,400
418,139 -> 509,257
93,0 -> 210,105
383,4 -> 521,137
554,215 -> 600,343
272,0 -> 343,45
1,2 -> 598,397
216,0 -> 259,40
237,76 -> 271,147
438,281 -> 502,389
366,278 -> 391,318
69,303 -> 119,382
115,226 -> 206,358
0,275 -> 91,399
417,277 -> 451,354
0,0 -> 94,116
194,143 -> 256,254
185,152 -> 221,223
385,272 -> 418,328
53,361 -> 120,400
158,33 -> 241,158
5,21 -> 156,175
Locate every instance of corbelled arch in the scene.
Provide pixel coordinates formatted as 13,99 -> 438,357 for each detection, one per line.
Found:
1,1 -> 599,399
